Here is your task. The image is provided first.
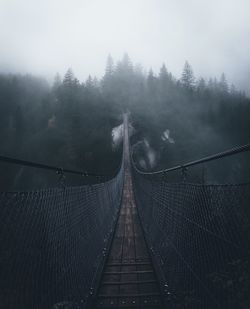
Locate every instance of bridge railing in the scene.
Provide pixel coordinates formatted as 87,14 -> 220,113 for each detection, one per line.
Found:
0,156 -> 124,308
0,154 -> 122,190
132,143 -> 250,309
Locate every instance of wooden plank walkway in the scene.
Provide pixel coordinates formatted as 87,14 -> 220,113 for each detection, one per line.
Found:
94,115 -> 163,309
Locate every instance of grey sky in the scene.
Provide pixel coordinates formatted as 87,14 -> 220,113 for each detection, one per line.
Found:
0,0 -> 249,93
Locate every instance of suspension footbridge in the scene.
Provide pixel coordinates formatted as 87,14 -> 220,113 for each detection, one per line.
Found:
0,114 -> 249,309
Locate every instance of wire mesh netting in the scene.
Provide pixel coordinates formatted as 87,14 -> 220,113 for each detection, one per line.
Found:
0,168 -> 123,309
132,170 -> 250,309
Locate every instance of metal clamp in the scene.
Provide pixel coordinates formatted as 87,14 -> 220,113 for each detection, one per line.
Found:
56,168 -> 66,188
181,166 -> 188,182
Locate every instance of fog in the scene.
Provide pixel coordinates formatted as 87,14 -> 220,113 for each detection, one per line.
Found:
0,0 -> 250,93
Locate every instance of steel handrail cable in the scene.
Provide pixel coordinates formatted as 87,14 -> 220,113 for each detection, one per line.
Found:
0,154 -> 120,178
132,142 -> 250,176
0,121 -> 126,308
131,139 -> 250,308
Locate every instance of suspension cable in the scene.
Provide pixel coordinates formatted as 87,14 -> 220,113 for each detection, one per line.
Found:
132,142 -> 250,175
0,155 -> 116,178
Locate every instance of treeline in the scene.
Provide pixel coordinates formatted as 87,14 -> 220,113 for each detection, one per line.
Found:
101,54 -> 250,182
0,54 -> 250,189
0,71 -> 122,190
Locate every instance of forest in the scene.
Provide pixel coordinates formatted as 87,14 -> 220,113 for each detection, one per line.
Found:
0,54 -> 250,190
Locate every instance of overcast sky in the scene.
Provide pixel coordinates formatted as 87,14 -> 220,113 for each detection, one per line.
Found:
0,0 -> 249,93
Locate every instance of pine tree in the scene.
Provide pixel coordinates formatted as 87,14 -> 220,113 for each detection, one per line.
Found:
219,73 -> 228,93
86,75 -> 94,89
158,64 -> 171,97
102,55 -> 115,97
105,54 -> 114,76
93,77 -> 99,88
181,61 -> 195,90
63,68 -> 74,86
197,77 -> 206,94
147,69 -> 157,95
121,53 -> 133,73
159,64 -> 168,82
53,73 -> 62,89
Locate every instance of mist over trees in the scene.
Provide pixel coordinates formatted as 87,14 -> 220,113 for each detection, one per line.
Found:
0,53 -> 249,189
0,70 -> 121,190
102,54 -> 249,182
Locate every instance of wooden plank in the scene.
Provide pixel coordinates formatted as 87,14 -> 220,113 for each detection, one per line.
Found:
104,271 -> 153,275
101,280 -> 156,285
94,115 -> 163,308
98,292 -> 161,298
106,262 -> 151,266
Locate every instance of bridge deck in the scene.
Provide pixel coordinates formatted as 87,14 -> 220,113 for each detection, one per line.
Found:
94,116 -> 163,309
